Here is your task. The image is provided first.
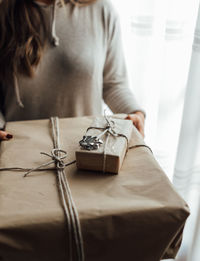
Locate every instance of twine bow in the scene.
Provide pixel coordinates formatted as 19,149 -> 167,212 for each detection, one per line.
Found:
23,148 -> 69,177
86,113 -> 128,144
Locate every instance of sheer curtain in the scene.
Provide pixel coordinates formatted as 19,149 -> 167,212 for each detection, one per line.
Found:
112,0 -> 199,178
111,0 -> 200,260
173,4 -> 200,260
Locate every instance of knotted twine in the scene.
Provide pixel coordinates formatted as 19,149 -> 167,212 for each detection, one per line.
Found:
0,117 -> 84,261
83,114 -> 152,172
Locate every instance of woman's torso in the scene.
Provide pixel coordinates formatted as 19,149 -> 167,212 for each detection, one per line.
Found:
2,0 -> 111,121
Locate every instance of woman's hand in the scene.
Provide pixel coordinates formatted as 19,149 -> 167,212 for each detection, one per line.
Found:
126,111 -> 145,138
0,130 -> 13,141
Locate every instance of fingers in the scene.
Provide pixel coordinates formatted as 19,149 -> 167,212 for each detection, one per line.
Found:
0,130 -> 13,141
125,114 -> 145,138
136,118 -> 145,137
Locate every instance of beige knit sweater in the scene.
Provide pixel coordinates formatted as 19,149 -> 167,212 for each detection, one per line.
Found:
0,0 -> 143,127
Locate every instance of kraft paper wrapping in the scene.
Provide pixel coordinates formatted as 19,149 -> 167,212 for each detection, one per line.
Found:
0,116 -> 189,261
76,117 -> 133,173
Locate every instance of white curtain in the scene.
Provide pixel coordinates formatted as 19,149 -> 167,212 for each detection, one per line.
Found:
111,0 -> 200,260
173,4 -> 200,260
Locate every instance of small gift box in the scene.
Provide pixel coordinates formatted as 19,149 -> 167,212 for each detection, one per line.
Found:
76,116 -> 133,173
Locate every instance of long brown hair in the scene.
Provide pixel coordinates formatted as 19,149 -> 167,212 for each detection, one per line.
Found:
0,0 -> 96,82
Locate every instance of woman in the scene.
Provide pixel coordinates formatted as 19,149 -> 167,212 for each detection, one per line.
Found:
0,0 -> 145,141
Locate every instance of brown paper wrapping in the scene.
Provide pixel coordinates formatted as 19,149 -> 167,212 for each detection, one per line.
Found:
0,116 -> 189,261
76,117 -> 133,173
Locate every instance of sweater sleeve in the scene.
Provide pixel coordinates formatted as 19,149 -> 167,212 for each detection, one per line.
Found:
102,6 -> 144,115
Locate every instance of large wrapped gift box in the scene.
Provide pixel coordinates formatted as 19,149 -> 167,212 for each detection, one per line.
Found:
0,116 -> 189,261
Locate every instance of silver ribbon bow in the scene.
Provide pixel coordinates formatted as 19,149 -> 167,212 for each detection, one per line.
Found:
79,114 -> 125,151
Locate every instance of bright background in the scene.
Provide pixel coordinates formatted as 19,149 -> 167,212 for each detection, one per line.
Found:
111,0 -> 199,180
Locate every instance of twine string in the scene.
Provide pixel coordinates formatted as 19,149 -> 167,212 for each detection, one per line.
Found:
49,117 -> 84,261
